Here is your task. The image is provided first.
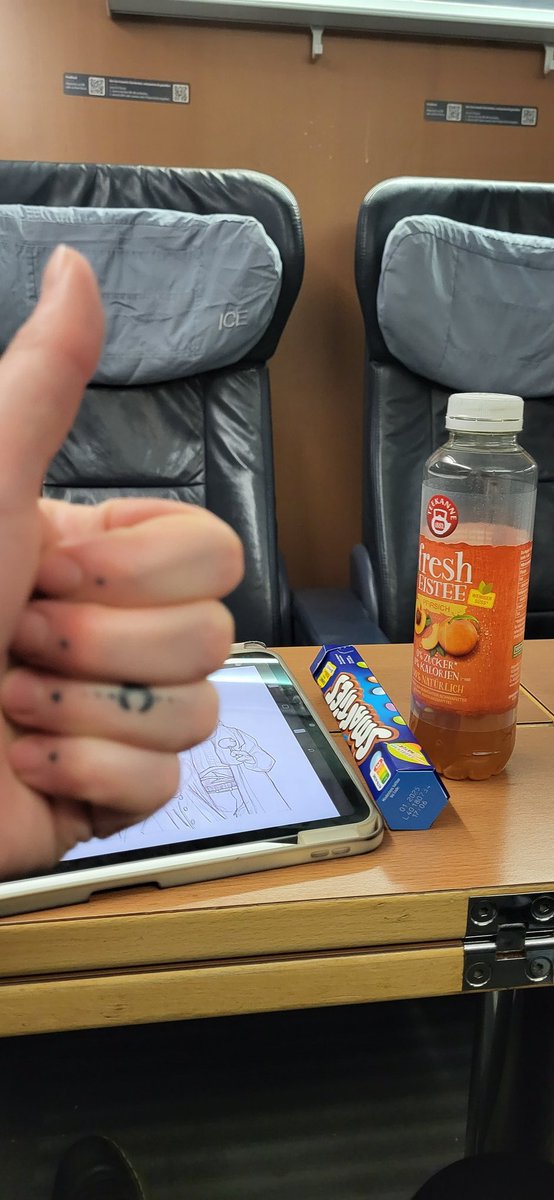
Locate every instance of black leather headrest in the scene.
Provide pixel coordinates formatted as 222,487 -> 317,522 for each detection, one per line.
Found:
0,160 -> 304,364
355,176 -> 554,363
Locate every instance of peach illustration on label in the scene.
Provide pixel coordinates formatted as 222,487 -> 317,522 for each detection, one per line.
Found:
414,604 -> 428,636
421,623 -> 440,651
438,616 -> 480,657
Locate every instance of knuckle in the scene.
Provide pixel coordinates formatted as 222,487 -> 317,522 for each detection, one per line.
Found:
149,754 -> 181,805
197,512 -> 244,596
198,601 -> 234,669
31,601 -> 94,668
58,741 -> 106,801
216,526 -> 245,595
58,743 -> 179,810
189,680 -> 220,746
164,682 -> 219,752
146,754 -> 181,807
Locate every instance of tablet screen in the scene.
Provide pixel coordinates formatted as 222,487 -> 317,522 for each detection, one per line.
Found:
57,656 -> 368,872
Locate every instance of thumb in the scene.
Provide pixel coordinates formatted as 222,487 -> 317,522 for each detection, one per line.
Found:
0,245 -> 104,504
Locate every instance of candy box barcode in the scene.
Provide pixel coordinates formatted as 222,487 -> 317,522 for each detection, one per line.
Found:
311,645 -> 449,831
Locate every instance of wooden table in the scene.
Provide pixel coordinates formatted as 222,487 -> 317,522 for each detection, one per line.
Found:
1,642 -> 554,1038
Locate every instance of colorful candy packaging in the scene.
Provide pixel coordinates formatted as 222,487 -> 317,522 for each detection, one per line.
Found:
311,645 -> 449,830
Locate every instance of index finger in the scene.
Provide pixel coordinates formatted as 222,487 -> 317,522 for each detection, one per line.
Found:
35,507 -> 244,607
39,495 -> 200,548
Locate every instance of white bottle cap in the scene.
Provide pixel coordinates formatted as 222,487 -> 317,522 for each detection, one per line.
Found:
446,393 -> 524,433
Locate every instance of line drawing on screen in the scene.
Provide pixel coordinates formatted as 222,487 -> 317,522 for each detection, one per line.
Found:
120,719 -> 291,843
62,665 -> 339,862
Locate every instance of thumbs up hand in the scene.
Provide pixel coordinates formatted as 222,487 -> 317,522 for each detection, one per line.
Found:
0,247 -> 243,878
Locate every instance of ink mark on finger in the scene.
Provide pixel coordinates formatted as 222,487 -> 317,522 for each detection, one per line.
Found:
50,691 -> 62,703
59,639 -> 70,650
118,683 -> 156,714
95,577 -> 106,587
48,751 -> 59,763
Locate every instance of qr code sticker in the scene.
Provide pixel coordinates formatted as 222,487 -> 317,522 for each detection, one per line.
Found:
172,83 -> 190,104
521,107 -> 537,127
446,103 -> 462,122
88,76 -> 106,97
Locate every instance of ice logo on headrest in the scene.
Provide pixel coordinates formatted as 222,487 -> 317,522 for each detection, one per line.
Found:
324,672 -> 399,763
218,308 -> 248,330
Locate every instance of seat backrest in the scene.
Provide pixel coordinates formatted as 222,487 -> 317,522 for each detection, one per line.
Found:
355,176 -> 554,643
0,161 -> 304,645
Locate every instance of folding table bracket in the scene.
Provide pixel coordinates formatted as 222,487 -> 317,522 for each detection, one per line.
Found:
463,892 -> 554,991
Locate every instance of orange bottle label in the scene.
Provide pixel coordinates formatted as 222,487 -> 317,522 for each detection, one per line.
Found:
412,533 -> 532,715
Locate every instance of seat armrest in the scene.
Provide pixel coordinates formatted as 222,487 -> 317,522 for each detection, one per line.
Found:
292,587 -> 389,646
350,543 -> 380,624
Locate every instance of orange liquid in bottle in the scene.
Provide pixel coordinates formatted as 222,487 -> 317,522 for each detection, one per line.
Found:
411,523 -> 532,780
409,700 -> 517,781
411,394 -> 537,781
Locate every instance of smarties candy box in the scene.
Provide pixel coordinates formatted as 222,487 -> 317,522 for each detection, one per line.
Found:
311,646 -> 449,831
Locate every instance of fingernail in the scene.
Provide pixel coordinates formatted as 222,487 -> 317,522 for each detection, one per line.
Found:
11,608 -> 49,656
39,550 -> 84,594
41,245 -> 70,297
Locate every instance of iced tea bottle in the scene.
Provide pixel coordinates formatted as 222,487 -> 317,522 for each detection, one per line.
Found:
410,393 -> 537,780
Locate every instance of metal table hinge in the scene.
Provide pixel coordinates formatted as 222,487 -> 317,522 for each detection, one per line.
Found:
463,893 -> 554,991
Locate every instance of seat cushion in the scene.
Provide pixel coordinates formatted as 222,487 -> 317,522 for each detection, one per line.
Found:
0,204 -> 282,384
377,215 -> 554,396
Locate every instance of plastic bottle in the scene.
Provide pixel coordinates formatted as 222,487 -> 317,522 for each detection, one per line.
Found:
410,393 -> 537,781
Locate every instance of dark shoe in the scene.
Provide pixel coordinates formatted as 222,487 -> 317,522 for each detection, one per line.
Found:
50,1135 -> 145,1200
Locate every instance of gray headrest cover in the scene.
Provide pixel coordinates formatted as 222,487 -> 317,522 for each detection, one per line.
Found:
377,214 -> 554,397
0,204 -> 283,383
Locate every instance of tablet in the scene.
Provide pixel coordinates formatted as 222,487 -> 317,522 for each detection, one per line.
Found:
0,647 -> 384,916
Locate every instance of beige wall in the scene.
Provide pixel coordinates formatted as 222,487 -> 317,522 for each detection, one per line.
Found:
1,0 -> 552,585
